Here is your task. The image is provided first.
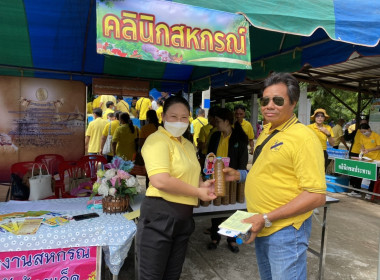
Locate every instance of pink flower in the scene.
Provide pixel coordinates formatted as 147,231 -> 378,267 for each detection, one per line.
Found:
110,176 -> 120,187
117,169 -> 130,180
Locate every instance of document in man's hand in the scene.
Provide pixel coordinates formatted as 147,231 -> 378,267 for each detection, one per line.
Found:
218,210 -> 258,234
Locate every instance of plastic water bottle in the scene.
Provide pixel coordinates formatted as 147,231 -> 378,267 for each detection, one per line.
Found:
236,231 -> 251,245
214,157 -> 226,196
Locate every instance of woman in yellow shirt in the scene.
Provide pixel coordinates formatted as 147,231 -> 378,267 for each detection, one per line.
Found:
137,96 -> 216,280
358,123 -> 380,200
307,108 -> 334,170
111,113 -> 139,160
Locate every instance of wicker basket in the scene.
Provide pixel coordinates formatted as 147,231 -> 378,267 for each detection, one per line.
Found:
102,196 -> 129,214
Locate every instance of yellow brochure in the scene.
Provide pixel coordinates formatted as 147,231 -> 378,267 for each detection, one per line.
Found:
218,210 -> 258,234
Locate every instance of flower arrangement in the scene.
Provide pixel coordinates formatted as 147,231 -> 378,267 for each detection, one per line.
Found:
90,156 -> 141,203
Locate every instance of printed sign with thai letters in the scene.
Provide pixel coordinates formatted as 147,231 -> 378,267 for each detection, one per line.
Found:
0,246 -> 100,279
334,158 -> 377,180
96,0 -> 251,69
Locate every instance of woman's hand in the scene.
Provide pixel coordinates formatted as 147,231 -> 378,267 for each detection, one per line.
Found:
198,179 -> 217,201
222,167 -> 240,182
318,127 -> 330,136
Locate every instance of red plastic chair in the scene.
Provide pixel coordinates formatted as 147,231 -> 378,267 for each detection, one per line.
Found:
9,161 -> 57,200
56,161 -> 86,198
11,161 -> 36,178
35,154 -> 65,175
78,155 -> 107,182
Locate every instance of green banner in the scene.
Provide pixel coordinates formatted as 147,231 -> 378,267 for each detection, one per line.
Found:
334,158 -> 377,180
96,0 -> 251,69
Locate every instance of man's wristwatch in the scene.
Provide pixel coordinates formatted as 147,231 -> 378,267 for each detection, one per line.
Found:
263,213 -> 272,228
326,134 -> 331,138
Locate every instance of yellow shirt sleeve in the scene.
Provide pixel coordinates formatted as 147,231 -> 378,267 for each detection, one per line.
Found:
294,136 -> 327,194
102,123 -> 110,137
142,133 -> 171,176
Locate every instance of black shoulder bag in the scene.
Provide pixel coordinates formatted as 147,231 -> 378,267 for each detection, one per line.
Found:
252,130 -> 279,166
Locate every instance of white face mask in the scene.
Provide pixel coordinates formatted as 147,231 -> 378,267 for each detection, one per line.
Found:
164,121 -> 189,137
363,131 -> 371,137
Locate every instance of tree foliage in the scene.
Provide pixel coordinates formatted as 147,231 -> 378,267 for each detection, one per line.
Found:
308,86 -> 371,122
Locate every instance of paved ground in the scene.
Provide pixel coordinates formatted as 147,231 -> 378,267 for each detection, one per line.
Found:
115,192 -> 379,280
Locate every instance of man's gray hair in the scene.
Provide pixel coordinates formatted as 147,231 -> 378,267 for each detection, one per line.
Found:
263,72 -> 300,105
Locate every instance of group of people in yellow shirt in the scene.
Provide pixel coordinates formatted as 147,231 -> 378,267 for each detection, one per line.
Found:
308,108 -> 380,200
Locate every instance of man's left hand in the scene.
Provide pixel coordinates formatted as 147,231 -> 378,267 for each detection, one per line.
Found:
242,214 -> 265,244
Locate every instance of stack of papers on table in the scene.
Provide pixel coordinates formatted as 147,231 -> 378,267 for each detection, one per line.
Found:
217,210 -> 257,237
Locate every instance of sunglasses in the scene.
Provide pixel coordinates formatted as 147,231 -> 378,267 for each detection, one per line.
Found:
260,96 -> 285,107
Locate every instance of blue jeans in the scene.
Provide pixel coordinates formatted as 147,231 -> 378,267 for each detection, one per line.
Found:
255,216 -> 312,280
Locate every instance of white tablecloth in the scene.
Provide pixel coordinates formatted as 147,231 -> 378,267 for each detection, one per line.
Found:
0,197 -> 137,275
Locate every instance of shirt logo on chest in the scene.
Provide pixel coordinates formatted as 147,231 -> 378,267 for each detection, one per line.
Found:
270,140 -> 283,151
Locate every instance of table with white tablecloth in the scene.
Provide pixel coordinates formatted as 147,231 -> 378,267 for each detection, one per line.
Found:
0,197 -> 136,276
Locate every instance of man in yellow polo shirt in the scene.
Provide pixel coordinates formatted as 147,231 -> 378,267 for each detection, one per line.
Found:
136,97 -> 152,127
116,96 -> 129,113
198,107 -> 218,166
223,73 -> 326,279
191,108 -> 208,147
234,105 -> 255,154
332,118 -> 349,150
85,108 -> 108,155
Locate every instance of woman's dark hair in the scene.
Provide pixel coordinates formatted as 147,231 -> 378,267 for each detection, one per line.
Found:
120,112 -> 135,133
215,108 -> 248,146
359,123 -> 370,130
114,110 -> 122,120
146,109 -> 159,128
215,107 -> 234,125
163,96 -> 190,114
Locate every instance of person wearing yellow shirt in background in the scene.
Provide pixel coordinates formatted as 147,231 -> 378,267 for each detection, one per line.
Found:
223,73 -> 326,280
346,118 -> 369,198
99,95 -> 116,112
307,108 -> 334,170
234,104 -> 255,154
191,108 -> 208,147
358,123 -> 380,200
137,96 -> 216,280
92,95 -> 101,110
130,97 -> 138,118
116,96 -> 129,113
332,118 -> 349,150
102,101 -> 115,120
100,111 -> 121,162
198,107 -> 218,167
86,101 -> 93,114
155,99 -> 164,124
189,111 -> 193,124
136,97 -> 152,127
85,108 -> 108,155
112,113 -> 139,161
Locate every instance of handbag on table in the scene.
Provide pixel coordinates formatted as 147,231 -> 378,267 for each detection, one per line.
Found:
28,164 -> 54,201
